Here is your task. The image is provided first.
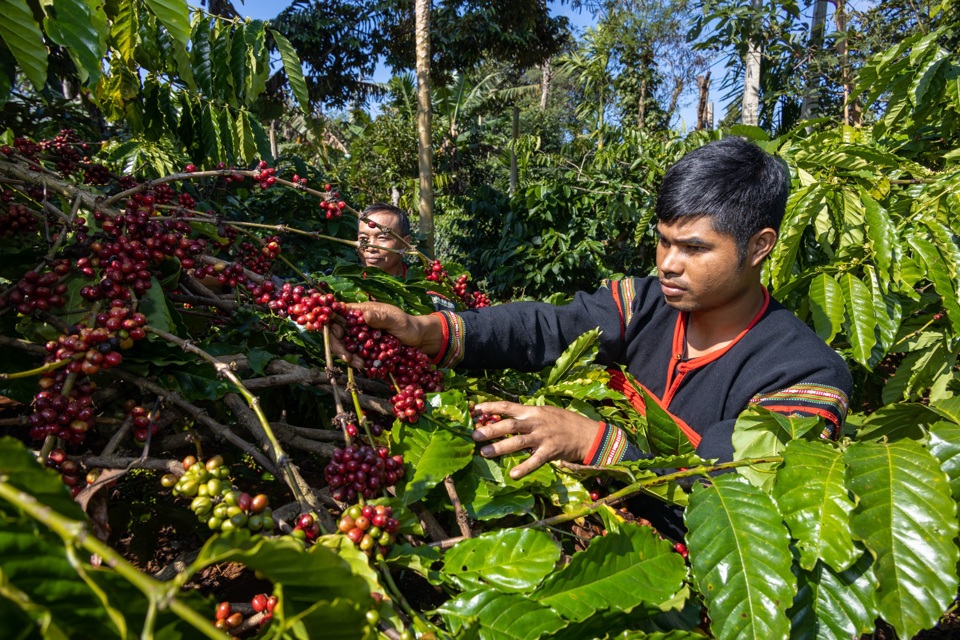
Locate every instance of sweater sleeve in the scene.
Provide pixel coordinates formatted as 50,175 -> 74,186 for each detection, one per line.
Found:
429,283 -> 633,372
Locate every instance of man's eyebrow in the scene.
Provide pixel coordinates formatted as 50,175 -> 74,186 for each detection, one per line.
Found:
656,230 -> 712,246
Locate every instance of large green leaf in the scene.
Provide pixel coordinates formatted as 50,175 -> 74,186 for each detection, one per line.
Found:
788,553 -> 877,640
271,29 -> 311,115
229,22 -> 247,104
614,371 -> 692,457
442,528 -> 561,593
436,590 -> 566,640
772,440 -> 858,572
210,20 -> 234,106
861,191 -> 895,275
533,524 -> 686,621
43,0 -> 107,84
685,474 -> 795,640
392,420 -> 475,504
542,328 -> 600,386
190,17 -> 212,97
852,402 -> 938,442
236,110 -> 258,164
0,0 -> 48,90
907,232 -> 960,335
844,440 -> 960,640
143,0 -> 190,47
110,0 -> 139,65
243,19 -> 268,101
731,407 -> 820,490
771,185 -> 825,290
808,274 -> 844,344
838,273 -> 877,368
926,421 -> 960,501
200,103 -> 224,165
863,266 -> 901,354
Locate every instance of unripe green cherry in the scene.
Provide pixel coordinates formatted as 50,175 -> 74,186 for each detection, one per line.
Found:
160,473 -> 179,488
346,505 -> 362,520
247,515 -> 263,531
230,513 -> 248,528
207,516 -> 224,530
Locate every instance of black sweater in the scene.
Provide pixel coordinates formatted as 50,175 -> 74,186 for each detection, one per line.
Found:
430,276 -> 852,465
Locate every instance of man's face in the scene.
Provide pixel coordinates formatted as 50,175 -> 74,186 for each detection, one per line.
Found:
358,210 -> 409,277
655,217 -> 757,313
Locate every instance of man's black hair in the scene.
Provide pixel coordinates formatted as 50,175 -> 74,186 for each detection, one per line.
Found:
655,136 -> 790,263
361,203 -> 411,237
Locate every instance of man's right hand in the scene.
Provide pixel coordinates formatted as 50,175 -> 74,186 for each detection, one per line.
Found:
329,302 -> 445,368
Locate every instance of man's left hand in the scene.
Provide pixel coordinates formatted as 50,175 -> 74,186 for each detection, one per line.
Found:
472,401 -> 600,479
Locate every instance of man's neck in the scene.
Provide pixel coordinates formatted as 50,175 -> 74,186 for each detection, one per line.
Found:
684,286 -> 766,358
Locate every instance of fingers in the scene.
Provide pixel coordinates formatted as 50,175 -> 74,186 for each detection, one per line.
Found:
475,401 -> 525,417
327,322 -> 365,368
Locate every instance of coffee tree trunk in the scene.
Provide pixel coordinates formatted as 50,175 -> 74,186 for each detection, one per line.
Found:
741,0 -> 762,126
415,0 -> 435,257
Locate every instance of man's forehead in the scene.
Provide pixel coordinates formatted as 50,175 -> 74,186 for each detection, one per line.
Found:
656,216 -> 719,239
360,211 -> 401,231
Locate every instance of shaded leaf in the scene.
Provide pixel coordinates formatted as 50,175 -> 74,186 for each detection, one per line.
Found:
0,0 -> 48,89
542,328 -> 600,386
926,421 -> 960,501
788,553 -> 877,640
271,29 -> 311,115
43,0 -> 107,85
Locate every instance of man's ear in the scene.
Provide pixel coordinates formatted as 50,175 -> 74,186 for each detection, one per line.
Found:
748,228 -> 778,267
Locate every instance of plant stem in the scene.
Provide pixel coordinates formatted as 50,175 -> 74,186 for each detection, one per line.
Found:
0,479 -> 223,639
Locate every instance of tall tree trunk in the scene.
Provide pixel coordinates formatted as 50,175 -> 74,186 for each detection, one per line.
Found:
834,0 -> 856,126
799,0 -> 828,121
415,0 -> 435,257
696,72 -> 712,130
638,79 -> 647,128
741,0 -> 762,126
667,77 -> 684,123
539,59 -> 552,110
510,105 -> 519,195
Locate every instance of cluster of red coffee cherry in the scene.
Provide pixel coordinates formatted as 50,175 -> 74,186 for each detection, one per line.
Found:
213,593 -> 278,632
325,444 -> 406,503
320,183 -> 347,220
128,404 -> 160,444
426,261 -> 490,309
470,405 -> 501,426
0,199 -> 38,236
255,160 -> 277,189
28,371 -> 97,445
237,235 -> 281,274
338,503 -> 399,555
45,448 -> 86,497
291,511 -> 322,543
3,263 -> 70,315
340,309 -> 443,421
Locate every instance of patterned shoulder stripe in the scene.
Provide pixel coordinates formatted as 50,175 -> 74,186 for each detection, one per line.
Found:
749,383 -> 850,421
617,279 -> 636,328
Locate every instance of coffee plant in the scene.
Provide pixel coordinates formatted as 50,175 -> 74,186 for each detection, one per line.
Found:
2,3 -> 960,640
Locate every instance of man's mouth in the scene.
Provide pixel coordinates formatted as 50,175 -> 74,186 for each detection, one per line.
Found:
660,280 -> 686,296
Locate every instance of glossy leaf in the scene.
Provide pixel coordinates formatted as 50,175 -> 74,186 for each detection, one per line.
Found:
143,0 -> 190,47
808,274 -> 844,344
436,590 -> 566,640
533,525 -> 686,621
838,273 -> 877,368
788,553 -> 877,640
236,111 -> 258,164
392,421 -> 475,504
926,421 -> 960,501
543,328 -> 600,386
43,0 -> 107,85
0,0 -> 48,90
772,440 -> 858,572
442,528 -> 560,593
861,191 -> 895,275
685,474 -> 795,640
731,406 -> 820,490
844,440 -> 960,640
200,104 -> 224,165
210,20 -> 234,105
229,22 -> 247,102
271,29 -> 311,115
771,185 -> 824,289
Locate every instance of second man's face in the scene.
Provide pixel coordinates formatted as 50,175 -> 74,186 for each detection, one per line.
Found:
358,211 -> 409,277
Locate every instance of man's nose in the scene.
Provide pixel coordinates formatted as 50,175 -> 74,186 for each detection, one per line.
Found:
658,246 -> 682,275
